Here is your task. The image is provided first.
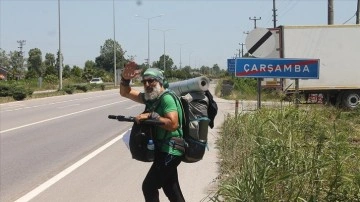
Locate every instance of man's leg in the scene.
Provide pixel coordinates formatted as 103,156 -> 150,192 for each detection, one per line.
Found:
143,152 -> 185,202
161,154 -> 185,202
142,163 -> 160,202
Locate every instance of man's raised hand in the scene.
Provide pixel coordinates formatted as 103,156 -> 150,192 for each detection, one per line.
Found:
122,61 -> 141,80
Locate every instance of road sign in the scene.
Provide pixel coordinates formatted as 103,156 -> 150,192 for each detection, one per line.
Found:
227,59 -> 235,73
235,58 -> 319,79
245,28 -> 276,58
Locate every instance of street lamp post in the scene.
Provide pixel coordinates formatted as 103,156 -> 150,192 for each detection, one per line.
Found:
153,28 -> 173,72
135,14 -> 164,68
189,51 -> 193,67
178,43 -> 187,69
113,0 -> 116,86
58,0 -> 62,90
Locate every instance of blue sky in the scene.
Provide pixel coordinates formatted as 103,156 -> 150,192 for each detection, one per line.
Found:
0,0 -> 358,70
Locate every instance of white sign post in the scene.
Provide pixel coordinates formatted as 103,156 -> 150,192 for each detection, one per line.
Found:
245,28 -> 277,109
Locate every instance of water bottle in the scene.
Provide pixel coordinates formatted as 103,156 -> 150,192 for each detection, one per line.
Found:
146,139 -> 155,161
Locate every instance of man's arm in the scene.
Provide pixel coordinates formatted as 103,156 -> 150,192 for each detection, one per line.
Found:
119,61 -> 144,104
119,79 -> 144,104
135,111 -> 179,132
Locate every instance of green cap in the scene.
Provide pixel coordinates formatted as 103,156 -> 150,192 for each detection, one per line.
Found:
142,68 -> 164,84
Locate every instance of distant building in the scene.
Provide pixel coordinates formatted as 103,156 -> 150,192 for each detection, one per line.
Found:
0,66 -> 9,80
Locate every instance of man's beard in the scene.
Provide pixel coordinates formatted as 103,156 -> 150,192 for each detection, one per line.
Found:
144,83 -> 162,101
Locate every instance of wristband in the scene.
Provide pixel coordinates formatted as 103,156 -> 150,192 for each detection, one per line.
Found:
120,75 -> 130,86
149,112 -> 160,120
120,80 -> 130,86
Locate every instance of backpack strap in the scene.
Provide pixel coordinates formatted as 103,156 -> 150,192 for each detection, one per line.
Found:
164,90 -> 185,134
156,90 -> 187,151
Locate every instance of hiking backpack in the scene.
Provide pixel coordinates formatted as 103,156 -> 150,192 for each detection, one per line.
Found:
128,89 -> 218,163
167,90 -> 218,163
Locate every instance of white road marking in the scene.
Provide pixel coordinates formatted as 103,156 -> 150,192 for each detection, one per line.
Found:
0,94 -> 115,112
0,101 -> 126,134
57,104 -> 80,109
14,130 -> 130,202
126,104 -> 143,109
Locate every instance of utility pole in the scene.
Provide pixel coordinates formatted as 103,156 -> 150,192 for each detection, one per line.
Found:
58,0 -> 63,90
113,0 -> 117,86
178,43 -> 187,69
249,16 -> 261,28
236,49 -> 241,58
17,40 -> 26,79
328,0 -> 334,25
272,0 -> 277,28
356,0 -> 360,24
17,40 -> 26,57
153,28 -> 173,72
239,43 -> 245,57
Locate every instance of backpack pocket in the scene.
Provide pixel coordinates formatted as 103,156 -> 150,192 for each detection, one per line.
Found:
182,137 -> 207,163
168,137 -> 186,152
129,122 -> 155,162
189,118 -> 210,141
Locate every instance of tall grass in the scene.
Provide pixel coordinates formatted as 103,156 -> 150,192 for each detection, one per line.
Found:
214,106 -> 360,201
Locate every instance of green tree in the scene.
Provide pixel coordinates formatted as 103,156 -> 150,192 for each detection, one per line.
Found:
200,65 -> 210,75
55,50 -> 63,76
95,39 -> 125,72
27,48 -> 43,77
71,65 -> 83,78
44,53 -> 57,76
44,53 -> 55,68
45,65 -> 57,76
0,49 -> 10,68
212,64 -> 220,75
85,60 -> 96,69
63,65 -> 71,78
83,60 -> 96,81
8,51 -> 25,80
152,54 -> 174,72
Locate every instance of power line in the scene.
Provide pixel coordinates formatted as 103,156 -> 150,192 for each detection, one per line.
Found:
342,13 -> 356,24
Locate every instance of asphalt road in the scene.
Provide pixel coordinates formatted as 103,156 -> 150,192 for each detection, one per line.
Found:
0,84 -> 238,202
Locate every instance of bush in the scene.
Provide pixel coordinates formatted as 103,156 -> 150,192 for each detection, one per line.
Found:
74,84 -> 89,92
0,83 -> 12,97
63,85 -> 75,94
100,84 -> 105,90
44,74 -> 59,86
27,88 -> 34,96
12,86 -> 27,100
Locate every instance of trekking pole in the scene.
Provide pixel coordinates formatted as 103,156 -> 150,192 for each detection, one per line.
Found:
108,115 -> 164,125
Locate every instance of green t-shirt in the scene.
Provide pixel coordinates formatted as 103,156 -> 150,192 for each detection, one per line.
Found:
144,91 -> 184,156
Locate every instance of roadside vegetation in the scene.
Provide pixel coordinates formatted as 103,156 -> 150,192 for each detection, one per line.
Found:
1,42 -> 228,104
0,39 -> 226,103
0,78 -> 109,103
3,59 -> 359,201
211,78 -> 360,201
218,76 -> 286,101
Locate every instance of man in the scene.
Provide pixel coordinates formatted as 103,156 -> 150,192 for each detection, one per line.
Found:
120,61 -> 185,202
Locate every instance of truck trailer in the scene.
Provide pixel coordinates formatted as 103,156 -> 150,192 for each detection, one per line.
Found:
278,25 -> 360,109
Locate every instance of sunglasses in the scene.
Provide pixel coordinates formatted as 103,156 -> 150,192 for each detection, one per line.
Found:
141,78 -> 157,85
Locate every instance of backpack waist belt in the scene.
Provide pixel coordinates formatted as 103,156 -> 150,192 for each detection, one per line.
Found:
167,137 -> 186,152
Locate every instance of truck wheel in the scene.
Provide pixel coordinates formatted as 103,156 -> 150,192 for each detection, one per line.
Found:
342,91 -> 360,109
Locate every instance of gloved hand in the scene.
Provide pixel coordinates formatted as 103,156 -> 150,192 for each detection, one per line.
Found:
148,112 -> 160,120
